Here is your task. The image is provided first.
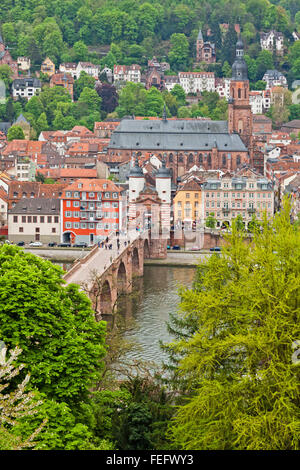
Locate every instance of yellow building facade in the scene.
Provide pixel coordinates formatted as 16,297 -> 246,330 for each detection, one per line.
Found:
173,179 -> 203,229
41,57 -> 55,77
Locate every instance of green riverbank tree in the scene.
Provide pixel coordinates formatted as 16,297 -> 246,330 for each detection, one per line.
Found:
164,199 -> 300,450
0,245 -> 107,406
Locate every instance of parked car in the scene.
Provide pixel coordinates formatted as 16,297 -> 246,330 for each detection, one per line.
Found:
191,246 -> 200,251
29,241 -> 43,247
73,242 -> 88,248
57,243 -> 71,247
172,245 -> 181,250
48,242 -> 57,247
210,246 -> 222,252
17,241 -> 25,246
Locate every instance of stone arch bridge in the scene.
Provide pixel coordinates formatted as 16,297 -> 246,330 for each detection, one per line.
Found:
63,230 -> 166,318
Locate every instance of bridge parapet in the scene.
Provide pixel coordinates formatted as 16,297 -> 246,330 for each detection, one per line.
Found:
63,229 -> 167,317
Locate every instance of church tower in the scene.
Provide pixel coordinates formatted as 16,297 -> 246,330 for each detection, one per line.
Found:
228,36 -> 253,153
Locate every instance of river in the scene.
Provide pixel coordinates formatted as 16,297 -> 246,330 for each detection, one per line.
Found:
52,260 -> 196,367
120,265 -> 196,367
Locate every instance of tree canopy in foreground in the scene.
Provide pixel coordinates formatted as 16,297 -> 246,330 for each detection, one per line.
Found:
165,199 -> 300,450
0,245 -> 106,406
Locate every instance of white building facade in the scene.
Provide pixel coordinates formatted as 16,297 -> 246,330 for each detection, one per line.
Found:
202,169 -> 274,229
178,72 -> 215,94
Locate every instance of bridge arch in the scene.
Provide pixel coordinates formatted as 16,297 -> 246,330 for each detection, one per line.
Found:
100,280 -> 112,315
117,261 -> 127,294
132,247 -> 140,276
144,238 -> 150,259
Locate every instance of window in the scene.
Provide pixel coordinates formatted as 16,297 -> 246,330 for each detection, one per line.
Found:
104,202 -> 110,208
19,227 -> 23,233
80,223 -> 87,229
74,211 -> 79,218
186,193 -> 190,198
47,216 -> 52,223
89,192 -> 94,198
13,216 -> 18,223
52,227 -> 56,233
28,216 -> 32,223
112,202 -> 118,208
65,211 -> 72,217
73,201 -> 79,207
66,192 -> 71,197
40,216 -> 44,223
33,216 -> 37,223
66,222 -> 72,229
74,222 -> 79,229
66,201 -> 71,207
105,192 -> 110,198
54,216 -> 59,223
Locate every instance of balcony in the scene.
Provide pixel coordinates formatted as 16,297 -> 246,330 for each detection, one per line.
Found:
247,207 -> 256,213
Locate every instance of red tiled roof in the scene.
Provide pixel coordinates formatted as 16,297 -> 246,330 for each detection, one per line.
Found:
0,186 -> 8,202
62,178 -> 123,194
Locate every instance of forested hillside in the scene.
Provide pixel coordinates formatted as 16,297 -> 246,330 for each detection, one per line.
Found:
1,0 -> 300,82
1,0 -> 300,135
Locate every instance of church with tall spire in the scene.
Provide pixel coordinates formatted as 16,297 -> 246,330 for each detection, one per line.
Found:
228,35 -> 253,156
107,36 -> 254,180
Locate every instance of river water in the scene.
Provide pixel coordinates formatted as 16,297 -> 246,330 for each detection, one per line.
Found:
53,261 -> 196,367
121,265 -> 196,366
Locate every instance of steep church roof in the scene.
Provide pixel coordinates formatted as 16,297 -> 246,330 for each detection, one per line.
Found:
197,29 -> 203,41
109,119 -> 248,152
